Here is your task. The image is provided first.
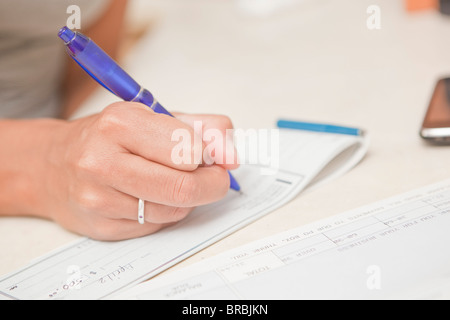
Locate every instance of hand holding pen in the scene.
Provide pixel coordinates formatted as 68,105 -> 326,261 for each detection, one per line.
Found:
43,27 -> 241,240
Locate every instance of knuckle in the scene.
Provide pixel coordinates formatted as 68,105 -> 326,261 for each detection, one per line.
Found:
97,104 -> 125,134
170,174 -> 199,205
73,146 -> 113,180
189,140 -> 203,167
167,207 -> 192,222
170,126 -> 201,169
217,115 -> 234,129
74,151 -> 109,181
75,151 -> 97,173
74,187 -> 104,214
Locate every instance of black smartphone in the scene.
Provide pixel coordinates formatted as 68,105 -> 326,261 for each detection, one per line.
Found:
420,77 -> 450,144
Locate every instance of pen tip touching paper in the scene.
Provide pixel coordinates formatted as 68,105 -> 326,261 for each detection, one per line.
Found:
228,171 -> 241,192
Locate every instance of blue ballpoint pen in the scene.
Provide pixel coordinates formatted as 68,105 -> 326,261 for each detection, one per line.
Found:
58,26 -> 241,192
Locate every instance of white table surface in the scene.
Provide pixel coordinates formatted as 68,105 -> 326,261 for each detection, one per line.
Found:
2,0 -> 450,283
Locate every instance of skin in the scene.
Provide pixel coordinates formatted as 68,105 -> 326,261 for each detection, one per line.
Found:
0,0 -> 239,241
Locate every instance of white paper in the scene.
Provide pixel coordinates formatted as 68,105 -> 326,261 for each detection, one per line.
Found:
116,179 -> 450,300
0,129 -> 368,300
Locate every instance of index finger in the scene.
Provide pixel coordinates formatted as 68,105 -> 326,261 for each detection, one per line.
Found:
174,113 -> 240,170
99,103 -> 205,172
107,152 -> 231,207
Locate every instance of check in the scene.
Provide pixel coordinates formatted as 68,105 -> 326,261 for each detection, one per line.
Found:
0,129 -> 368,300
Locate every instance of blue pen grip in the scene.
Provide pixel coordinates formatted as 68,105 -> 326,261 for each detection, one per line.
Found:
133,89 -> 173,117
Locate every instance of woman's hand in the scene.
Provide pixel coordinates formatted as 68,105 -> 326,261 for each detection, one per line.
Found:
40,102 -> 239,240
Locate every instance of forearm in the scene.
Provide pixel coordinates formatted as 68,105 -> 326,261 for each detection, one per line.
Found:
0,119 -> 66,217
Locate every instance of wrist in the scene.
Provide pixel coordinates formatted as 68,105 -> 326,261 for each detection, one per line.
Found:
0,118 -> 68,218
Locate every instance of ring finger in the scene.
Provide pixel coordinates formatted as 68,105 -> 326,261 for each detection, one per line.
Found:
95,188 -> 195,224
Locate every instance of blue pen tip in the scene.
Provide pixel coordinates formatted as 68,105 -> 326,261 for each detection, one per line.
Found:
228,171 -> 241,192
58,26 -> 75,44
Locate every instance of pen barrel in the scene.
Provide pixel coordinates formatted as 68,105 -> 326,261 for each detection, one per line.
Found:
66,33 -> 141,101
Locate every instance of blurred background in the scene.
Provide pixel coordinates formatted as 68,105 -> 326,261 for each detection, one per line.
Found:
77,0 -> 450,140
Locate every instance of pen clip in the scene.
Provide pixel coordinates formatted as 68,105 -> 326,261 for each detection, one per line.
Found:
71,56 -> 116,96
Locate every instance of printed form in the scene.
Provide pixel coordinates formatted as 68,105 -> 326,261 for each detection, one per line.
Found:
0,129 -> 368,300
117,179 -> 450,300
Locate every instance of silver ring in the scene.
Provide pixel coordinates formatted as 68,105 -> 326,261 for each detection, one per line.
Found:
138,199 -> 145,225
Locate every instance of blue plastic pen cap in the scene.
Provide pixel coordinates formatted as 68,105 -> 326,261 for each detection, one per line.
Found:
58,26 -> 75,44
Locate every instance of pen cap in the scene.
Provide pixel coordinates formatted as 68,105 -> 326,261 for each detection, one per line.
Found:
58,27 -> 141,101
58,27 -> 76,43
